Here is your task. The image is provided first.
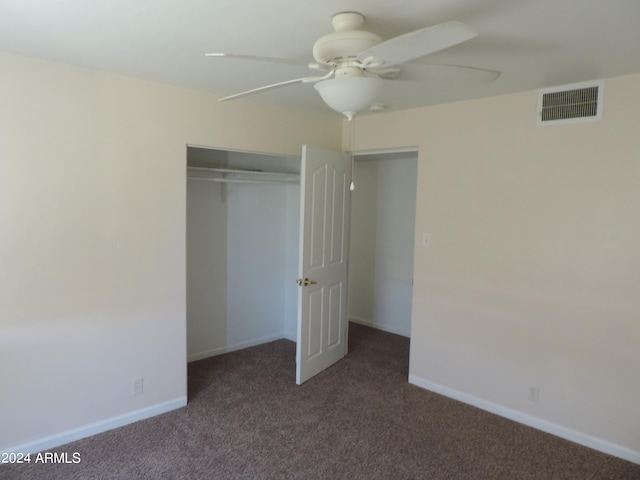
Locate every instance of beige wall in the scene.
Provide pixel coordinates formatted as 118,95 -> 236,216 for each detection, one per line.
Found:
0,51 -> 341,452
351,74 -> 640,462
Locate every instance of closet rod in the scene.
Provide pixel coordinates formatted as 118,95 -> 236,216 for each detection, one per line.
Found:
187,176 -> 298,185
188,166 -> 297,177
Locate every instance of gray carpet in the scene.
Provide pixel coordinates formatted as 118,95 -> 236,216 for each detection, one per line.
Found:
4,323 -> 639,479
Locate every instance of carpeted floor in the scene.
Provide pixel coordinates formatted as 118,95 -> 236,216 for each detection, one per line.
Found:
4,323 -> 639,479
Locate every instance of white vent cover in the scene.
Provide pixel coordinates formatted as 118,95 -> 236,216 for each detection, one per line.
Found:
538,80 -> 604,125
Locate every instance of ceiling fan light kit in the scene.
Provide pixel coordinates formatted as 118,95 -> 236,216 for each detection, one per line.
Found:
209,11 -> 500,118
314,76 -> 384,120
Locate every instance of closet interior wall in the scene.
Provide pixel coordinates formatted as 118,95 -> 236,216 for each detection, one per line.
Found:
186,147 -> 300,362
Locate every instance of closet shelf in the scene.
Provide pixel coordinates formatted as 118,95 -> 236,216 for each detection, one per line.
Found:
187,166 -> 299,184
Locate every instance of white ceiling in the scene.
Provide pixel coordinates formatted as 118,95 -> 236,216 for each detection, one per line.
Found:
2,0 -> 639,116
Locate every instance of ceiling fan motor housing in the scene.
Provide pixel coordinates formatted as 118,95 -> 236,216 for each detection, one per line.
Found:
312,12 -> 381,66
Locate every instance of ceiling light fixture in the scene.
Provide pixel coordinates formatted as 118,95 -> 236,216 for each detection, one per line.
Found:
314,76 -> 384,120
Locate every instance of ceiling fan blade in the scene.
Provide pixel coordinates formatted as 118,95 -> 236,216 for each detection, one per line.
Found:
205,53 -> 310,67
357,21 -> 478,67
218,71 -> 333,102
377,63 -> 501,84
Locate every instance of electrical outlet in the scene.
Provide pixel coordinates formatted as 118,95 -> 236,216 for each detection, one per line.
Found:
528,386 -> 540,403
133,377 -> 144,396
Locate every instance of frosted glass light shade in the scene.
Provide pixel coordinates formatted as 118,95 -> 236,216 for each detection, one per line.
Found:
314,77 -> 383,117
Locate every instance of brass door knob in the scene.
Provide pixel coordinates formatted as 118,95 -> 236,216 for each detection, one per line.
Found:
297,278 -> 317,286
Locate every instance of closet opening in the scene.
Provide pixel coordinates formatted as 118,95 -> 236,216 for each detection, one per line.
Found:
186,146 -> 301,363
349,149 -> 418,340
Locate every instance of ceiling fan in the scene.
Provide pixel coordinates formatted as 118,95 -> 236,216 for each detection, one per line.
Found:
207,11 -> 500,119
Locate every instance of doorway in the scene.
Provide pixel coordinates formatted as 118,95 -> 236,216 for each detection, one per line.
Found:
348,149 -> 418,338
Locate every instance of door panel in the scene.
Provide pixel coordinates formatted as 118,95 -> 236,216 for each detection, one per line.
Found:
328,282 -> 342,347
329,168 -> 348,265
296,145 -> 351,385
309,164 -> 326,269
307,288 -> 323,358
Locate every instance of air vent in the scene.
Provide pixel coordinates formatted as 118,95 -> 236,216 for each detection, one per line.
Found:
538,80 -> 604,125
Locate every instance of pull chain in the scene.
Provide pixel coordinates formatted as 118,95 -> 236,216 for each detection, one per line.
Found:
349,115 -> 356,191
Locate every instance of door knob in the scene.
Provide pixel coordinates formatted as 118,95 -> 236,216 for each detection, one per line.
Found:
297,278 -> 317,286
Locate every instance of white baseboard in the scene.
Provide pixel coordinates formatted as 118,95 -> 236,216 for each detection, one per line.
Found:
187,333 -> 285,362
350,316 -> 410,338
1,397 -> 187,457
409,374 -> 640,465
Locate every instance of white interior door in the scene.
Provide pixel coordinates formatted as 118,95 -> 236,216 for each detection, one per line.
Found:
296,145 -> 351,385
